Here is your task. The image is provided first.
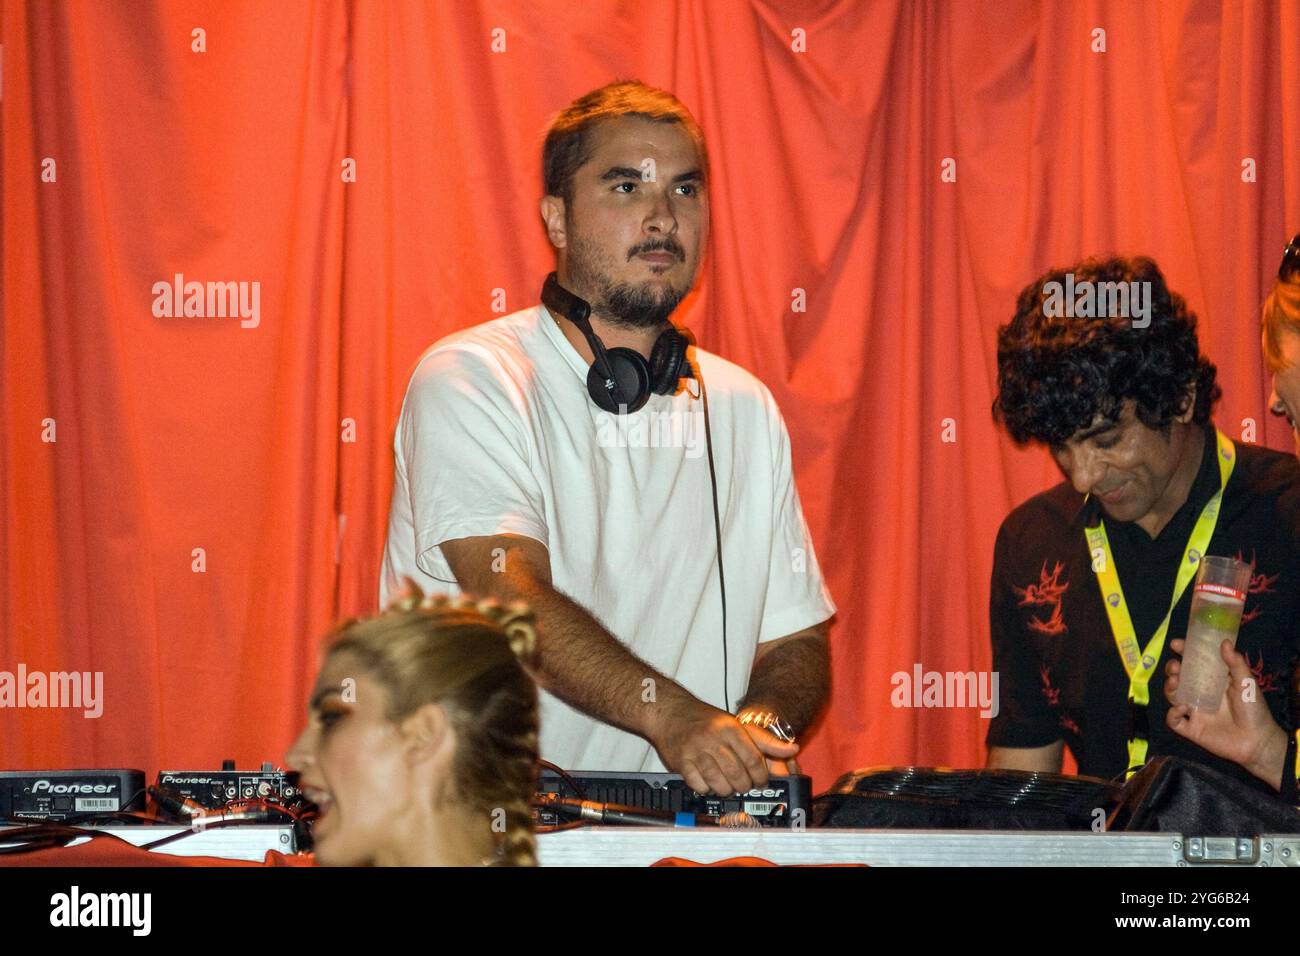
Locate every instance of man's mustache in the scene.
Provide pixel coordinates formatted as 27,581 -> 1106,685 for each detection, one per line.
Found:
629,242 -> 684,260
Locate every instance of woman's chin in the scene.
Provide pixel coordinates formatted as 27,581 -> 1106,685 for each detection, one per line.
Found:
313,835 -> 362,867
311,814 -> 354,866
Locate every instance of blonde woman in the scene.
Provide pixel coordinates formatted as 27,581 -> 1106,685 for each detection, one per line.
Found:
1261,233 -> 1300,453
287,588 -> 540,865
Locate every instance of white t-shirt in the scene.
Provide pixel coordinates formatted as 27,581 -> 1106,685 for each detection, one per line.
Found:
380,304 -> 836,771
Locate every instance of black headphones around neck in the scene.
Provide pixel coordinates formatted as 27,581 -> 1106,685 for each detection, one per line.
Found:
539,270 -> 731,712
541,271 -> 694,414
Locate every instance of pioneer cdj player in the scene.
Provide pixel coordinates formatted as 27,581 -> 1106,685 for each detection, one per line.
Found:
0,769 -> 146,821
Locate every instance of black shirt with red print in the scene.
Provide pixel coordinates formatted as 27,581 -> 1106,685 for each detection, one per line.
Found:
987,421 -> 1300,790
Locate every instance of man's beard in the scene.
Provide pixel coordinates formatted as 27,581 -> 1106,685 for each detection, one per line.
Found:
601,280 -> 685,329
567,234 -> 687,329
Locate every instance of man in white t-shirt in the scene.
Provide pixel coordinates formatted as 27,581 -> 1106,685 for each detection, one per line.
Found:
380,80 -> 835,795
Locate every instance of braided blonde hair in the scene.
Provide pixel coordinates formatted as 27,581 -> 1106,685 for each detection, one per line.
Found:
324,583 -> 540,866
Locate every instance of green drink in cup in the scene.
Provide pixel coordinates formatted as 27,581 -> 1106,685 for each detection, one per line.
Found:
1174,555 -> 1253,712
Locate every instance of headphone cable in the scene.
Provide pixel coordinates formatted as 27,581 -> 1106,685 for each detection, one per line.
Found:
698,369 -> 729,713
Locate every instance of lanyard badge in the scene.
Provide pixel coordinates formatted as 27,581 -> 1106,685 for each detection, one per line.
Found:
1084,429 -> 1237,779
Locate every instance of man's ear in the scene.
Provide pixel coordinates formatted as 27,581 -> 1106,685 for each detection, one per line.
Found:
1179,383 -> 1198,423
540,194 -> 567,249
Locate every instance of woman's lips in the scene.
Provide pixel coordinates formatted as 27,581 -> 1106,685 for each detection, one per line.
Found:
304,786 -> 333,819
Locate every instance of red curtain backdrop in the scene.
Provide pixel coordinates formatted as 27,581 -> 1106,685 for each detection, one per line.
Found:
4,0 -> 1299,788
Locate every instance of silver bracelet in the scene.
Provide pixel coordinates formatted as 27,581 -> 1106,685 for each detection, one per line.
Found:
737,709 -> 796,743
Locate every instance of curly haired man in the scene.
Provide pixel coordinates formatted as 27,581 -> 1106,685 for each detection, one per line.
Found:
985,255 -> 1300,793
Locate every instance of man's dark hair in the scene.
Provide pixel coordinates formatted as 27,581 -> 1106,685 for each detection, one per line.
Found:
993,255 -> 1221,446
542,80 -> 709,206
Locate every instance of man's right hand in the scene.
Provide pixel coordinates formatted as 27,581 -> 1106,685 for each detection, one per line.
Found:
646,695 -> 800,796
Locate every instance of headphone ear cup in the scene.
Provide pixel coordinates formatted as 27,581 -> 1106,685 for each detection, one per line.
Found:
587,348 -> 651,414
648,329 -> 690,395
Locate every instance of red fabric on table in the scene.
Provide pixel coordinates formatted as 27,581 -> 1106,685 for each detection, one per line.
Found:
0,838 -> 315,867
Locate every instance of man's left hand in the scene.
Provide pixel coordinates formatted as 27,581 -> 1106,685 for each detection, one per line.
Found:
737,722 -> 800,778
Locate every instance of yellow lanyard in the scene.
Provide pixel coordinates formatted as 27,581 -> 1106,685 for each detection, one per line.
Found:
1084,429 -> 1236,778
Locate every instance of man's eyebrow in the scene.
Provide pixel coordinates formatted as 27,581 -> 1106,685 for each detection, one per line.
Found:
1074,419 -> 1120,441
598,166 -> 704,184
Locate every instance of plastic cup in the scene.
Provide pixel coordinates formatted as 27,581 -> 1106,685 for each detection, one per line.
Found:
1174,555 -> 1253,712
